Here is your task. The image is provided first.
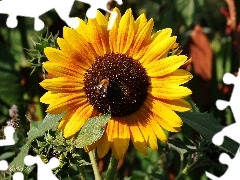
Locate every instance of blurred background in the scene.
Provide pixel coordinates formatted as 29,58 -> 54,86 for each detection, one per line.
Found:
0,0 -> 240,179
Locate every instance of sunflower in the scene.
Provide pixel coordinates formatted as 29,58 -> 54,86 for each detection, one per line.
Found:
40,8 -> 192,159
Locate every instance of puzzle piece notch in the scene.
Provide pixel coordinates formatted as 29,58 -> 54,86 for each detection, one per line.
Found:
83,0 -> 122,18
0,160 -> 8,171
212,123 -> 240,146
24,155 -> 60,180
205,70 -> 240,179
82,0 -> 122,29
0,126 -> 15,146
0,0 -> 122,31
216,70 -> 240,121
12,172 -> 24,180
206,148 -> 240,180
213,70 -> 240,146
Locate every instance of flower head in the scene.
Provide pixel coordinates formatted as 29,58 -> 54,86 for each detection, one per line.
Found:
40,8 -> 192,159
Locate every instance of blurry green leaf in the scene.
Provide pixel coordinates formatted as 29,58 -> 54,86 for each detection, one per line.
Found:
186,97 -> 199,112
168,138 -> 207,153
168,141 -> 188,155
74,112 -> 111,148
78,159 -> 91,166
27,113 -> 63,141
27,31 -> 58,75
130,170 -> 147,180
150,173 -> 167,180
168,138 -> 191,155
9,113 -> 63,171
0,43 -> 23,121
9,143 -> 31,172
175,0 -> 195,27
179,112 -> 238,155
0,152 -> 15,160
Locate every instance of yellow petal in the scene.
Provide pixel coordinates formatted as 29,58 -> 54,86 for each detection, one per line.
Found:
137,120 -> 158,150
58,108 -> 77,130
95,10 -> 108,28
87,12 -> 109,56
141,37 -> 176,65
116,9 -> 134,54
145,97 -> 183,131
44,47 -> 68,63
137,105 -> 167,145
43,61 -> 85,78
128,115 -> 147,155
63,27 -> 97,63
109,8 -> 121,52
143,124 -> 158,149
106,119 -> 115,142
149,85 -> 192,100
150,69 -> 193,86
149,118 -> 167,142
57,38 -> 93,70
111,118 -> 130,159
40,91 -> 84,104
44,47 -> 87,76
146,55 -> 188,77
75,19 -> 91,42
42,92 -> 86,114
161,99 -> 192,112
134,13 -> 148,33
40,77 -> 84,92
40,91 -> 68,104
130,132 -> 147,155
129,16 -> 153,59
151,28 -> 172,44
97,132 -> 111,158
64,104 -> 94,137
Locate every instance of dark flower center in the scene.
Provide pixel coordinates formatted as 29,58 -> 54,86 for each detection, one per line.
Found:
83,53 -> 149,116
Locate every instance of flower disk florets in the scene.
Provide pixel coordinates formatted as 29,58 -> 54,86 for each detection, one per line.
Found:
84,53 -> 149,116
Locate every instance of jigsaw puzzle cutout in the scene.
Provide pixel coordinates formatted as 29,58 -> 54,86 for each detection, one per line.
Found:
0,1 -> 124,178
24,155 -> 60,180
0,122 -> 60,179
205,69 -> 240,180
0,0 -> 122,31
12,172 -> 24,180
0,160 -> 8,171
0,126 -> 15,146
0,126 -> 15,172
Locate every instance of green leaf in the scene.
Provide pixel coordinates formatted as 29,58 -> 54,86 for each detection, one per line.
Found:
74,113 -> 111,148
168,141 -> 188,155
9,113 -> 64,171
175,0 -> 195,27
27,113 -> 63,141
0,152 -> 15,160
168,138 -> 192,155
9,142 -> 31,172
178,112 -> 238,155
0,43 -> 23,121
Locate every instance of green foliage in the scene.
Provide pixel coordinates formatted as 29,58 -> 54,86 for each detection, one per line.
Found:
32,131 -> 91,177
26,32 -> 58,76
175,0 -> 195,27
0,0 -> 240,179
179,112 -> 238,155
9,113 -> 64,172
0,43 -> 23,122
74,112 -> 111,148
27,113 -> 64,141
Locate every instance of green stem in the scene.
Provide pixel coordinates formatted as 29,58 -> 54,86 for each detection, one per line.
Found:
79,165 -> 87,180
179,153 -> 184,173
175,154 -> 199,180
105,154 -> 118,180
88,151 -> 101,180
